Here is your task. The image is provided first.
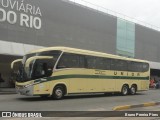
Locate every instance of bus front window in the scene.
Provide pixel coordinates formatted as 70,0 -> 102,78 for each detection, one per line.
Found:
32,59 -> 53,79
16,56 -> 55,82
17,50 -> 61,82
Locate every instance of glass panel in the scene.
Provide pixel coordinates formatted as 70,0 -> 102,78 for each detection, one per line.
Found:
117,37 -> 126,48
32,59 -> 54,79
57,53 -> 85,69
117,18 -> 135,58
128,62 -> 143,72
111,59 -> 127,71
127,22 -> 135,32
117,19 -> 126,29
126,31 -> 134,40
95,57 -> 111,70
86,56 -> 96,69
117,29 -> 125,38
126,40 -> 135,50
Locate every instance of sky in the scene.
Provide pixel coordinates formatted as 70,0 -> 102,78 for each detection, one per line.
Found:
70,0 -> 160,30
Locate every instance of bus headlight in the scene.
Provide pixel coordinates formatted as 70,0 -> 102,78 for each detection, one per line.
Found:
24,84 -> 33,88
24,81 -> 34,88
24,81 -> 40,88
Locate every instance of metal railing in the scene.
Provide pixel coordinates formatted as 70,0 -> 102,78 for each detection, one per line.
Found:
65,0 -> 160,31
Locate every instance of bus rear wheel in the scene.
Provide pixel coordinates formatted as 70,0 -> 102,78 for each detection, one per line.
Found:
130,85 -> 137,95
121,85 -> 129,96
52,86 -> 64,100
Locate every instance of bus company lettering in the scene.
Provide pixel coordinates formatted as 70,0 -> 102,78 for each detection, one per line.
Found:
114,71 -> 140,77
0,0 -> 42,29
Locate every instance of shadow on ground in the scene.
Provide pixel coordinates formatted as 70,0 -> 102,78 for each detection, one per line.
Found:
17,92 -> 145,101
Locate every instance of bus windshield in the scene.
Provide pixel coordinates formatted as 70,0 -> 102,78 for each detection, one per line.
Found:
17,50 -> 61,82
26,56 -> 54,80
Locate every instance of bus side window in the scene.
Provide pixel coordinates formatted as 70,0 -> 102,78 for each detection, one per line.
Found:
95,57 -> 102,70
85,56 -> 96,69
79,55 -> 85,68
85,56 -> 111,70
110,59 -> 127,71
57,54 -> 68,69
128,62 -> 143,72
95,57 -> 111,70
117,60 -> 127,71
142,63 -> 149,72
57,53 -> 84,69
110,59 -> 117,70
103,58 -> 111,70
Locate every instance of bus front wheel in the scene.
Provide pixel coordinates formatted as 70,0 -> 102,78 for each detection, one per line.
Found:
52,86 -> 64,100
121,85 -> 129,96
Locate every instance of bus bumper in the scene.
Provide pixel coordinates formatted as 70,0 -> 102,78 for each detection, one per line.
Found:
16,85 -> 34,96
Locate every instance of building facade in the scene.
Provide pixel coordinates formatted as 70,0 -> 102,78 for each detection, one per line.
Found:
0,0 -> 160,87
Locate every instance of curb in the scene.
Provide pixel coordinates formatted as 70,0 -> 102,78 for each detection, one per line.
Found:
0,92 -> 17,94
0,88 -> 16,94
113,101 -> 160,111
0,91 -> 17,94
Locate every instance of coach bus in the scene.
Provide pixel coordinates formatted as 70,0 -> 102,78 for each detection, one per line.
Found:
15,47 -> 150,99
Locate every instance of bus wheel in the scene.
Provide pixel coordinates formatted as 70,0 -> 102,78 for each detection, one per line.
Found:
52,86 -> 64,100
121,85 -> 129,96
130,85 -> 137,95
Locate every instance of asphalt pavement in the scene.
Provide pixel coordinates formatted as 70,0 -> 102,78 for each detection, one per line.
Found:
0,89 -> 160,111
0,89 -> 160,120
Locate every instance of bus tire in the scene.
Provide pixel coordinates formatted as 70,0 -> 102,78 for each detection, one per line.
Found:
121,85 -> 129,96
52,86 -> 64,100
130,85 -> 137,95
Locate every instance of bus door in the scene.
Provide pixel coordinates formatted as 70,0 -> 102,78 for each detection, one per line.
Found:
25,56 -> 54,94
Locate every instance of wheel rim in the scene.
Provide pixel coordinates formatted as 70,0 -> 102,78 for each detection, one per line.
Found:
131,87 -> 136,94
55,88 -> 63,98
123,86 -> 128,95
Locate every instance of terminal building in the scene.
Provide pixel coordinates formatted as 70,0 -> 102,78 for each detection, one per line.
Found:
0,0 -> 160,87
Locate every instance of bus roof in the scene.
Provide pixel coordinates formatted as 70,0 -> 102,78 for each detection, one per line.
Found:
28,46 -> 148,63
